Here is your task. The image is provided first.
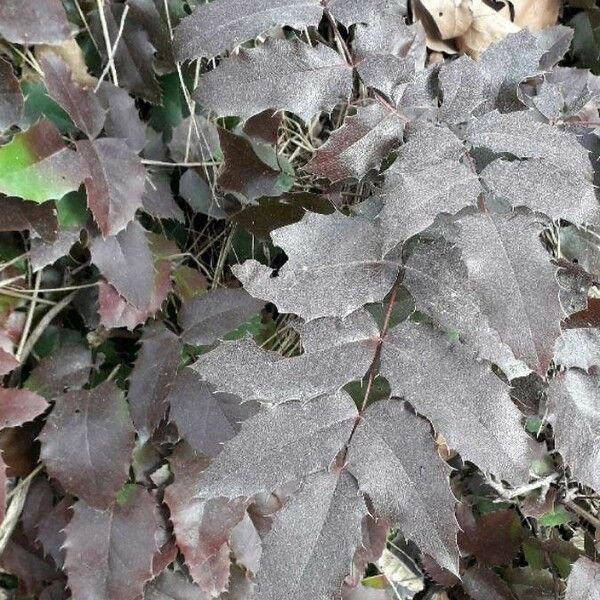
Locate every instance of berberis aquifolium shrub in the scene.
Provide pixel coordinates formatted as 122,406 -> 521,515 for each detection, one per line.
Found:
1,0 -> 600,598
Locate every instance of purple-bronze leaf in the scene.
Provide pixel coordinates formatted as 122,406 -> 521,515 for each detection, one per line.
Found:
39,51 -> 106,139
167,367 -> 258,456
96,82 -> 146,153
164,442 -> 245,588
26,342 -> 93,400
168,116 -> 220,164
0,195 -> 58,241
377,125 -> 480,254
554,329 -> 600,371
90,3 -> 161,103
179,287 -> 264,346
347,400 -> 459,575
63,485 -> 159,600
89,221 -> 154,309
468,110 -> 593,179
194,38 -> 353,122
565,557 -> 600,600
403,237 -> 530,380
217,128 -> 283,202
255,470 -> 367,600
453,209 -> 561,376
0,388 -> 48,429
194,390 -> 357,499
438,55 -> 489,124
142,172 -> 184,222
233,212 -> 399,321
192,309 -> 379,403
306,102 -> 406,182
0,57 -> 23,131
39,380 -> 135,509
97,255 -> 172,330
128,322 -> 180,440
0,0 -> 72,45
381,321 -> 540,483
353,16 -> 426,100
548,369 -> 600,492
481,158 -> 599,227
328,0 -> 407,27
174,0 -> 323,60
144,570 -> 203,600
229,512 -> 262,574
77,138 -> 145,237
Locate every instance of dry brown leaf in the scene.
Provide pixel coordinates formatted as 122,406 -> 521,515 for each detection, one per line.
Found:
413,0 -> 473,39
512,0 -> 560,31
456,0 -> 520,59
36,39 -> 96,88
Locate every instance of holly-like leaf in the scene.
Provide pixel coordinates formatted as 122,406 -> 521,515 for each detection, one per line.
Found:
174,0 -> 324,60
97,248 -> 172,331
565,557 -> 600,600
381,321 -> 539,482
167,367 -> 258,456
451,210 -> 562,376
128,322 -> 180,440
0,57 -> 23,131
39,380 -> 135,509
168,116 -> 220,164
0,120 -> 88,203
548,369 -> 600,492
347,400 -> 459,574
179,287 -> 264,346
96,82 -> 146,153
0,195 -> 59,240
0,388 -> 48,429
90,3 -> 161,103
230,512 -> 262,575
461,565 -> 516,600
164,442 -> 245,587
192,309 -> 379,403
481,158 -> 599,227
255,470 -> 367,600
305,103 -> 406,182
144,570 -> 202,600
457,506 -> 522,566
233,212 -> 399,321
0,0 -> 72,45
77,138 -> 146,236
194,390 -> 357,499
403,237 -> 530,380
26,342 -> 92,400
142,172 -> 184,222
217,128 -> 284,202
63,485 -> 159,600
353,15 -> 426,100
438,55 -> 489,124
554,329 -> 600,371
377,126 -> 480,253
39,51 -> 106,139
328,0 -> 407,28
90,221 -> 155,309
468,110 -> 592,178
194,38 -> 353,122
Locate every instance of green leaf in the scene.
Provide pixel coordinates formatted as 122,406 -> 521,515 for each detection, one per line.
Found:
22,81 -> 77,133
0,120 -> 87,203
56,190 -> 89,228
538,506 -> 572,527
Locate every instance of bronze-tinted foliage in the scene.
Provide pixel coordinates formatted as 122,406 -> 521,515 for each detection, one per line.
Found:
0,1 -> 600,599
